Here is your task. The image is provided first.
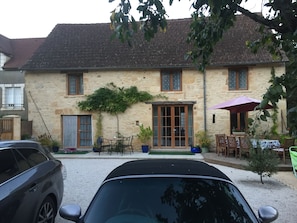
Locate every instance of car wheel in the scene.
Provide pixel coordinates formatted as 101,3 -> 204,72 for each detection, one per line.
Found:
35,196 -> 57,223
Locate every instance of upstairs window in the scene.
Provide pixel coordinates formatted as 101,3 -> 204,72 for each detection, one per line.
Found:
68,73 -> 83,95
228,68 -> 248,90
161,70 -> 182,91
0,84 -> 24,110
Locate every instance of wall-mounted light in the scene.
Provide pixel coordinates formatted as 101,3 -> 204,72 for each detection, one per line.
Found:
136,120 -> 139,126
212,114 -> 215,123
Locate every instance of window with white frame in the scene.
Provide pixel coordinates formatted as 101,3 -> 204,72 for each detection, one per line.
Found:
0,84 -> 24,110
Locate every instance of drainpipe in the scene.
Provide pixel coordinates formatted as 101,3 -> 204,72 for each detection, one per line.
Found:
203,70 -> 207,131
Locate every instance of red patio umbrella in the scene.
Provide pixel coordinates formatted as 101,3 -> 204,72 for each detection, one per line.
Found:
209,96 -> 273,113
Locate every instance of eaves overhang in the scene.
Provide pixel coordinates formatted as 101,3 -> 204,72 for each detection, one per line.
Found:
146,101 -> 196,105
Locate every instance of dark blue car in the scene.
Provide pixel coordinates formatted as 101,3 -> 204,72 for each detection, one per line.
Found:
0,140 -> 64,223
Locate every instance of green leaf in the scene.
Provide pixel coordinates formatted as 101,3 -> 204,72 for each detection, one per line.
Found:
260,115 -> 267,121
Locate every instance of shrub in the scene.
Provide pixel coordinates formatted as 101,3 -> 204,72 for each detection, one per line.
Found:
247,147 -> 279,184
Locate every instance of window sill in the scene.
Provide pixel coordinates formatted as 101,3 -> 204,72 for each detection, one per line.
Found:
1,107 -> 25,111
64,95 -> 85,98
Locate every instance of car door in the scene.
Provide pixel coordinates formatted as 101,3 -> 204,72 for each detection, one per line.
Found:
0,148 -> 48,223
0,148 -> 33,222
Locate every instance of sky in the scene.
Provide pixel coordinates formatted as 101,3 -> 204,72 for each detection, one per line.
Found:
1,0 -> 263,39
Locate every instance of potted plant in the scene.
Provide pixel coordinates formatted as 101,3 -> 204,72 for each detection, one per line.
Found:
37,134 -> 52,151
92,142 -> 100,152
137,124 -> 153,153
195,131 -> 211,153
51,139 -> 61,153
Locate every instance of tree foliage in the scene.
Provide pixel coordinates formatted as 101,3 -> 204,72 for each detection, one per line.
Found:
109,0 -> 297,132
247,147 -> 279,184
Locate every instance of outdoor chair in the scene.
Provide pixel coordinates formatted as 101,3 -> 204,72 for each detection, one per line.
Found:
226,136 -> 238,157
272,138 -> 295,163
238,136 -> 251,159
215,134 -> 220,154
97,137 -> 112,155
122,136 -> 134,153
289,146 -> 297,178
216,134 -> 227,156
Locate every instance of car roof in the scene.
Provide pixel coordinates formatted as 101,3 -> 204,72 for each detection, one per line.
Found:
0,140 -> 40,148
105,159 -> 231,181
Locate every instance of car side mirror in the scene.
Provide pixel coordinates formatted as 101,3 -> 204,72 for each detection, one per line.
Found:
59,204 -> 82,222
258,206 -> 278,223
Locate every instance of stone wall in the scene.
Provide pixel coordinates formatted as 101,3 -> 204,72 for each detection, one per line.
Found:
25,64 -> 286,150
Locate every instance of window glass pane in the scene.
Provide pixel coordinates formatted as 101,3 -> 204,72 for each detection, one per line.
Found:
17,148 -> 47,167
173,73 -> 181,90
14,87 -> 22,106
228,71 -> 236,90
84,178 -> 257,223
69,76 -> 77,95
68,74 -> 84,95
14,149 -> 31,172
162,73 -> 170,91
239,70 -> 247,89
5,87 -> 13,104
79,75 -> 84,94
0,149 -> 18,184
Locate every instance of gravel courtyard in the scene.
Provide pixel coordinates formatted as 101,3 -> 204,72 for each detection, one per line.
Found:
55,158 -> 297,223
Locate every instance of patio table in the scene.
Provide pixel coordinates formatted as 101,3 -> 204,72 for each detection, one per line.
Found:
110,138 -> 125,154
250,139 -> 280,149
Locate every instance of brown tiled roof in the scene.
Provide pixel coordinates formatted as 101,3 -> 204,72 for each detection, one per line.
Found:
3,38 -> 45,70
210,15 -> 281,66
22,15 -> 285,71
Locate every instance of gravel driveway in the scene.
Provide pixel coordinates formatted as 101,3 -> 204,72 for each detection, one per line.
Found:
55,158 -> 297,223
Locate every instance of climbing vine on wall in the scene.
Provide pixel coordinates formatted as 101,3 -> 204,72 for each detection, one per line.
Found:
78,83 -> 163,135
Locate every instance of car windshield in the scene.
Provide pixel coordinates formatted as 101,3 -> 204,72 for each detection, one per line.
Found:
83,177 -> 258,223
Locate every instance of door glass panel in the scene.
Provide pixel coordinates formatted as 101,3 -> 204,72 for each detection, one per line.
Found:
161,106 -> 171,146
63,116 -> 77,148
174,106 -> 185,147
188,107 -> 193,146
79,116 -> 92,146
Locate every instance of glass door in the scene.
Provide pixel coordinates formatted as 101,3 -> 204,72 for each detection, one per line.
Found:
62,115 -> 92,148
230,112 -> 247,133
153,105 -> 192,148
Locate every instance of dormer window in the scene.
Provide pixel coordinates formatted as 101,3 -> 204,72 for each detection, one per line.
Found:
0,53 -> 11,70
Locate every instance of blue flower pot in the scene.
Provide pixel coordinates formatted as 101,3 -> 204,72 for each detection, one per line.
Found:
141,145 -> 149,153
191,147 -> 201,153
